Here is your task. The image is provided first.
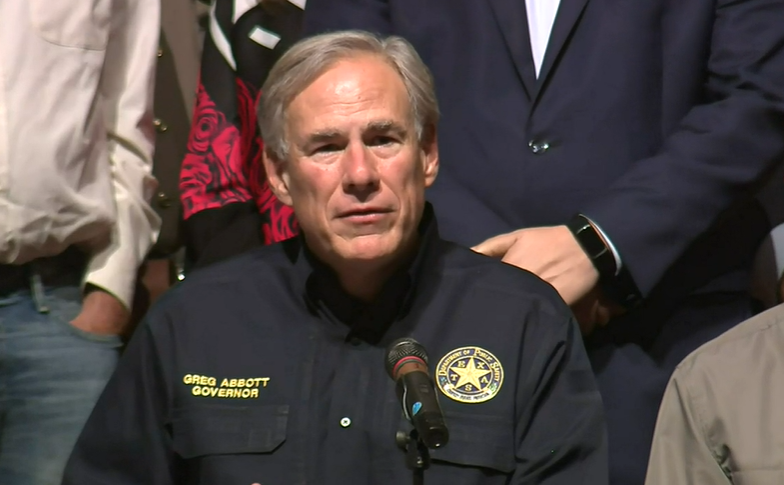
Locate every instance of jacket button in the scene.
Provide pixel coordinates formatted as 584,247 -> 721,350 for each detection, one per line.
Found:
156,192 -> 173,209
157,48 -> 163,58
528,139 -> 550,154
340,417 -> 352,428
153,118 -> 168,133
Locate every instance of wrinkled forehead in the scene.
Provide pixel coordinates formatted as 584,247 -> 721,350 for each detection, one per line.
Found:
285,56 -> 414,136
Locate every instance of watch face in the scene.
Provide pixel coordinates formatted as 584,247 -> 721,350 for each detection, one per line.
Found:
577,225 -> 604,256
569,216 -> 614,276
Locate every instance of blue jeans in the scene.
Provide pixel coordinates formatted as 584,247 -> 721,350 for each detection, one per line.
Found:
0,284 -> 122,485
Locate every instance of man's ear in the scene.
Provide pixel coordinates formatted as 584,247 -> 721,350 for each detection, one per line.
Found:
421,125 -> 439,187
262,150 -> 294,206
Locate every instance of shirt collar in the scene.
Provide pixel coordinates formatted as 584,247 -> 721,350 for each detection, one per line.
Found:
287,202 -> 440,344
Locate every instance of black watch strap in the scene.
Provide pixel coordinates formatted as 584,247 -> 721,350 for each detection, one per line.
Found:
566,214 -> 643,310
566,214 -> 617,280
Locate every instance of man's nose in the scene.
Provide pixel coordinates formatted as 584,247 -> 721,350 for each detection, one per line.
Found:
342,143 -> 380,194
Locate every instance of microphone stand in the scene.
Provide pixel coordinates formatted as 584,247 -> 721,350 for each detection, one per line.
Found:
396,429 -> 430,485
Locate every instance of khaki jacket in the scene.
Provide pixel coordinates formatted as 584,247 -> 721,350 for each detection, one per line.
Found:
645,304 -> 784,485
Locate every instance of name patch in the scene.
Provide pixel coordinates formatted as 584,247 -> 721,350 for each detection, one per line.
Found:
182,374 -> 270,399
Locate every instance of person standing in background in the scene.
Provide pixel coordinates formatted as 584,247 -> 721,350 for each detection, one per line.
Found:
0,2 -> 160,484
301,0 -> 784,482
136,0 -> 203,310
645,302 -> 784,484
179,0 -> 305,269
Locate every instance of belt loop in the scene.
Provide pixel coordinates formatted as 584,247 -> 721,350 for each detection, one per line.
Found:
29,268 -> 50,314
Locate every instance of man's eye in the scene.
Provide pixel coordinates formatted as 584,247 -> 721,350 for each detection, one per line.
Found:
369,136 -> 397,147
313,144 -> 340,154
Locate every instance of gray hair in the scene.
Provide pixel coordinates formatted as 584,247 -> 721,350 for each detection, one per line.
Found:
257,30 -> 440,161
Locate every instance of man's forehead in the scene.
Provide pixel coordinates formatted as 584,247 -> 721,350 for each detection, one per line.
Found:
317,54 -> 402,86
288,56 -> 412,135
293,57 -> 408,108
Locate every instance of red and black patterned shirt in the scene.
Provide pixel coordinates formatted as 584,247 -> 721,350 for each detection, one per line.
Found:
179,0 -> 304,266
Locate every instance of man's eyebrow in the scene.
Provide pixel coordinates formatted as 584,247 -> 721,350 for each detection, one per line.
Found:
366,120 -> 408,137
305,129 -> 343,144
303,121 -> 409,144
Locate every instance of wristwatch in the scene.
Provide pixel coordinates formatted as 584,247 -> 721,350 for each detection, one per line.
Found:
566,214 -> 617,280
566,214 -> 643,310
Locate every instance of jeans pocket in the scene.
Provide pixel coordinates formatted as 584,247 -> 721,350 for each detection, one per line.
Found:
46,286 -> 123,347
0,292 -> 24,308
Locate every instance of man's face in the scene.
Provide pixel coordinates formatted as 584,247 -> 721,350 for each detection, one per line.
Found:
264,55 -> 439,268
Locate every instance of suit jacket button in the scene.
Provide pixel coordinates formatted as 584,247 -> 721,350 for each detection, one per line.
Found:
528,139 -> 550,154
154,118 -> 168,133
156,192 -> 173,209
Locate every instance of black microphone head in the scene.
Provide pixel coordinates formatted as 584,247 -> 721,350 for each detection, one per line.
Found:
384,337 -> 429,379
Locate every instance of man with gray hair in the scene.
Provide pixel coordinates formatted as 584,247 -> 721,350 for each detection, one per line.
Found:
62,31 -> 607,485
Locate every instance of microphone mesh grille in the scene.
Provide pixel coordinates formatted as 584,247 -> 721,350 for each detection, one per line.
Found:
384,338 -> 429,378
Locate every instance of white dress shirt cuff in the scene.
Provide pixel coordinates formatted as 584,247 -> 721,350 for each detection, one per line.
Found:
83,198 -> 160,310
84,239 -> 142,311
584,217 -> 623,276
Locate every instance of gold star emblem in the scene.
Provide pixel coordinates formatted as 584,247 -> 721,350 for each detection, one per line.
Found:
451,357 -> 491,389
437,346 -> 504,403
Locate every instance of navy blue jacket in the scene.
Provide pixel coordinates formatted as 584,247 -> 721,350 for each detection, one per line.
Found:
62,209 -> 607,484
303,0 -> 784,300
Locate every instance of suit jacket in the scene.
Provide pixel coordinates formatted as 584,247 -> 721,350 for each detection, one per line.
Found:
645,303 -> 784,484
303,0 -> 784,316
149,0 -> 201,257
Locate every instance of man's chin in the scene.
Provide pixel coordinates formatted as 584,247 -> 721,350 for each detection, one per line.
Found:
340,248 -> 397,264
336,236 -> 400,264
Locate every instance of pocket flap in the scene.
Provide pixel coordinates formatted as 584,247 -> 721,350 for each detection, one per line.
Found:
425,412 -> 515,473
172,404 -> 289,458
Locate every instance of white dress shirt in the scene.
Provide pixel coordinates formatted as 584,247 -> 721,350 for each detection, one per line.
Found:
525,0 -> 560,77
526,0 -> 623,272
0,0 -> 161,308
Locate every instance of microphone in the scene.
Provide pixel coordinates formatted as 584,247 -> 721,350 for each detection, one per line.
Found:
385,338 -> 449,449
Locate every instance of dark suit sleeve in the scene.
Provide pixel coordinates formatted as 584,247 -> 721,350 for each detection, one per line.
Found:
583,0 -> 784,295
513,301 -> 608,484
185,201 -> 266,269
302,0 -> 391,35
62,321 -> 176,485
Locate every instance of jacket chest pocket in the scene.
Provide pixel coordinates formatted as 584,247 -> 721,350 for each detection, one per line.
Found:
172,404 -> 290,484
29,0 -> 111,50
412,412 -> 516,483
